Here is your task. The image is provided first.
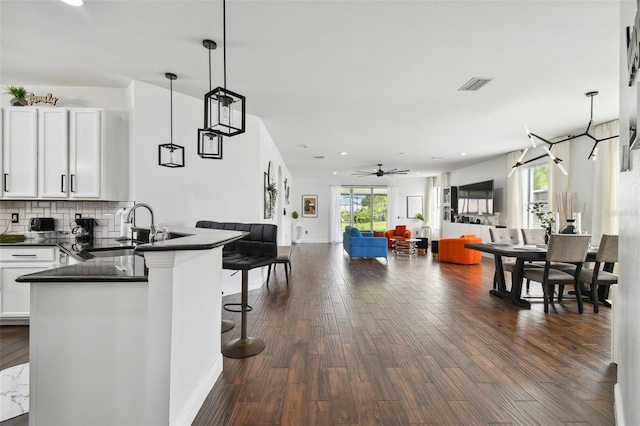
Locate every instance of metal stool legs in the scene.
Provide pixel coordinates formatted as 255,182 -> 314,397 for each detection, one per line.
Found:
221,270 -> 265,358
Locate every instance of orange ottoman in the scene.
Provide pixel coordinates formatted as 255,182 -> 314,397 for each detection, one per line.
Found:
438,235 -> 482,264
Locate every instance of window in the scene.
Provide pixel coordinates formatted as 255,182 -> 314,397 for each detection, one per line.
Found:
523,163 -> 550,228
340,187 -> 388,231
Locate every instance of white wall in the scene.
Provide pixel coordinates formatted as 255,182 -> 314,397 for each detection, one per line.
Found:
615,1 -> 640,424
292,175 -> 428,243
128,80 -> 291,294
449,155 -> 507,224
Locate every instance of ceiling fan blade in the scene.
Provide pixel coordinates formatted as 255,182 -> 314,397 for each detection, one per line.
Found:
387,169 -> 410,174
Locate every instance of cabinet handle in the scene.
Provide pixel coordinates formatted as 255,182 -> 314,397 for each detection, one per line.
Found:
61,174 -> 65,193
12,254 -> 37,257
3,173 -> 8,192
71,174 -> 76,193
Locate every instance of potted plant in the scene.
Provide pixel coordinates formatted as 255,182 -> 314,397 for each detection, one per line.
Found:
4,85 -> 28,106
416,213 -> 425,222
529,203 -> 555,242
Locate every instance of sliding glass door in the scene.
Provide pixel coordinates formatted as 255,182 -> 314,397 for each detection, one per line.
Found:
340,187 -> 388,231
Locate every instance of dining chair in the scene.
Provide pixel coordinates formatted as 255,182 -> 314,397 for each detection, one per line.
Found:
488,228 -> 520,289
521,228 -> 546,245
570,234 -> 618,313
522,234 -> 591,314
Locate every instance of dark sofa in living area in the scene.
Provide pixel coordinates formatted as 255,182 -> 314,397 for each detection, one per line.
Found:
343,226 -> 388,260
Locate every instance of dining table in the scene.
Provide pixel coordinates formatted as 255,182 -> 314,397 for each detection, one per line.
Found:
464,242 -> 609,308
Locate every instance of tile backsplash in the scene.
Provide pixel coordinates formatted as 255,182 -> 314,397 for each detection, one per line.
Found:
0,200 -> 134,239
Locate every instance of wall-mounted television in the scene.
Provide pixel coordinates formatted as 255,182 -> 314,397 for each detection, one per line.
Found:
457,180 -> 494,216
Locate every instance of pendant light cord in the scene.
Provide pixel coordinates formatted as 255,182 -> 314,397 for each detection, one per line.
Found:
208,46 -> 212,92
169,77 -> 173,147
223,0 -> 227,90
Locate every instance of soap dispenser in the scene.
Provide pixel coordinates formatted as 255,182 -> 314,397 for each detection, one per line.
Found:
115,208 -> 132,241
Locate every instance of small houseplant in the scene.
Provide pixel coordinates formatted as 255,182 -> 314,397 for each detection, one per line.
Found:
529,203 -> 555,241
416,213 -> 425,222
291,211 -> 299,220
266,182 -> 278,218
4,85 -> 28,106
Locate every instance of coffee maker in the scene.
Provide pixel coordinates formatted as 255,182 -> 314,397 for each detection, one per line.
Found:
72,218 -> 97,242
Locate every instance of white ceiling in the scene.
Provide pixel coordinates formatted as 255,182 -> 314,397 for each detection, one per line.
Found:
0,0 -> 621,178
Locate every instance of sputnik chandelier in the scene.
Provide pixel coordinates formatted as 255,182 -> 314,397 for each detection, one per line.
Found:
508,91 -> 619,177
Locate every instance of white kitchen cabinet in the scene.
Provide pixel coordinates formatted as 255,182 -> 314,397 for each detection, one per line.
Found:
69,108 -> 101,198
1,107 -> 125,200
2,108 -> 38,198
0,246 -> 57,323
39,108 -> 69,198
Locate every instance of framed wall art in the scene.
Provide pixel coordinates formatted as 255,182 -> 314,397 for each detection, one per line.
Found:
407,195 -> 423,218
302,195 -> 318,218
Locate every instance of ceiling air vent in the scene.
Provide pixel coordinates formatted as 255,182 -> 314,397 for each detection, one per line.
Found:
458,78 -> 493,91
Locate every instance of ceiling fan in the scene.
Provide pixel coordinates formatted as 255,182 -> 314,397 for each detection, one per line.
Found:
352,164 -> 410,177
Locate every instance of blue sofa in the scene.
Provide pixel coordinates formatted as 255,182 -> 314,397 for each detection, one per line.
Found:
343,226 -> 388,259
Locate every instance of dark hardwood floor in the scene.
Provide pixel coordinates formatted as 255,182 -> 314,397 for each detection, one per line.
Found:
1,243 -> 616,425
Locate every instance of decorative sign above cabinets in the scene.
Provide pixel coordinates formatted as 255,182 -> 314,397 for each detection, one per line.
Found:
26,92 -> 59,106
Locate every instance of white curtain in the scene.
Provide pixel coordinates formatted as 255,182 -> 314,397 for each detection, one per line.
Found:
425,177 -> 437,226
592,120 -> 619,243
506,150 -> 525,228
387,185 -> 398,228
329,185 -> 342,243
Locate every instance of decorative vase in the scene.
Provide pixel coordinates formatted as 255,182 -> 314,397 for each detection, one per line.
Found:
10,97 -> 27,106
560,219 -> 577,234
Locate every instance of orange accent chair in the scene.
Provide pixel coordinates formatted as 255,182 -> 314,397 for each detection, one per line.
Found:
439,235 -> 482,264
385,225 -> 412,248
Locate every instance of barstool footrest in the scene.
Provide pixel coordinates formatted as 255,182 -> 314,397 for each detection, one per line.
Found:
223,302 -> 253,313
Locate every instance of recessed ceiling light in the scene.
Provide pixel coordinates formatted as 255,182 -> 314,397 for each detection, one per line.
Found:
340,152 -> 348,156
333,171 -> 338,175
313,155 -> 325,159
61,0 -> 83,6
429,156 -> 444,161
460,152 -> 467,156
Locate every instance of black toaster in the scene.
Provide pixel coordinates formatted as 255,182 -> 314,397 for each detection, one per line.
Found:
28,217 -> 55,232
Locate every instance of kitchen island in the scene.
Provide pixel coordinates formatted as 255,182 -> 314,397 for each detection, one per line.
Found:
15,226 -> 247,426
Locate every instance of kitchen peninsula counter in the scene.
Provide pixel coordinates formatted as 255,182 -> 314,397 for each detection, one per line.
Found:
16,226 -> 247,426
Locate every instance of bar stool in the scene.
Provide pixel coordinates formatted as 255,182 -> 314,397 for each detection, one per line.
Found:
195,221 -> 277,358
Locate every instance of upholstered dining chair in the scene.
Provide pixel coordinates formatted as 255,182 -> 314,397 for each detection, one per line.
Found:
521,228 -> 546,245
520,228 -> 548,291
569,234 -> 618,313
522,234 -> 591,314
488,228 -> 521,289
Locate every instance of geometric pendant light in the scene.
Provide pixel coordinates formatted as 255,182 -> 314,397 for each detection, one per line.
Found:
508,91 -> 619,177
158,73 -> 185,168
203,0 -> 246,137
198,39 -> 224,159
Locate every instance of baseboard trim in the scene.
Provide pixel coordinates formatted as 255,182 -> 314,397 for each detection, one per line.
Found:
171,354 -> 223,426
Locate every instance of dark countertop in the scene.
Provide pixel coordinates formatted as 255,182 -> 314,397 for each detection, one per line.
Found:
11,227 -> 248,283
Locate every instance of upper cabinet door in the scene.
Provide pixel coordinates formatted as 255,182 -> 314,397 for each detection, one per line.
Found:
3,108 -> 38,198
69,109 -> 101,198
38,108 -> 69,198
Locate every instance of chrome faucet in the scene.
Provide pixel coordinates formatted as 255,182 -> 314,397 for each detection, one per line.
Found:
125,203 -> 156,242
